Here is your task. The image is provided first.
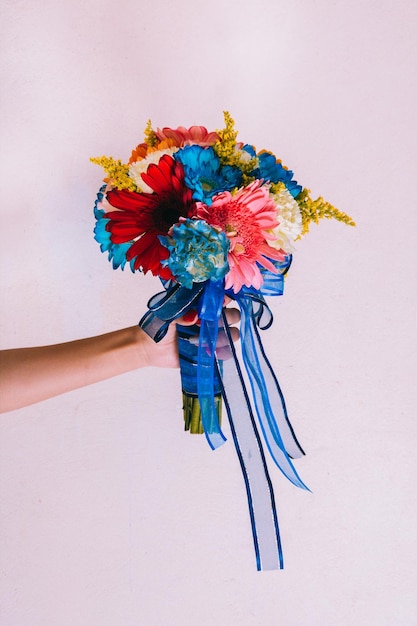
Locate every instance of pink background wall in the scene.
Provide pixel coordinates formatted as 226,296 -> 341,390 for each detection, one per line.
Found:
1,1 -> 416,624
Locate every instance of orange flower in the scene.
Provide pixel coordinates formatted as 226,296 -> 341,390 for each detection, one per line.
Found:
128,126 -> 220,167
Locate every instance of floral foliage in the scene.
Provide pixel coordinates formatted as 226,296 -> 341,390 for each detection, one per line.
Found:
92,112 -> 355,293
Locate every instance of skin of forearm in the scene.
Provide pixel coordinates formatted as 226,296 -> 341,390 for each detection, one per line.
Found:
0,309 -> 238,414
0,326 -> 148,413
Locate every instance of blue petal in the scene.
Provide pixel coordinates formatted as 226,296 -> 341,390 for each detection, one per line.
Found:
94,216 -> 112,252
248,151 -> 303,196
242,144 -> 257,158
108,243 -> 132,270
175,145 -> 242,203
93,186 -> 131,271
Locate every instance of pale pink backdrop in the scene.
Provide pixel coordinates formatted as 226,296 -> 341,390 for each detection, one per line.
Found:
1,1 -> 416,624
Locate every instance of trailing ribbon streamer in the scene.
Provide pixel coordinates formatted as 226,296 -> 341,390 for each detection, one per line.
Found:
139,258 -> 308,570
219,316 -> 284,570
230,296 -> 307,489
197,279 -> 227,449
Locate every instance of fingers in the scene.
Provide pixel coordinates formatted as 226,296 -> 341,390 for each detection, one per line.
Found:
216,345 -> 233,360
177,309 -> 199,326
177,306 -> 240,328
216,326 -> 239,361
220,307 -> 240,327
186,319 -> 240,359
176,304 -> 241,363
215,325 -> 239,349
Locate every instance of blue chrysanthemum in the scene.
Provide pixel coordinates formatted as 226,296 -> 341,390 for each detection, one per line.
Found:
174,145 -> 242,205
243,144 -> 303,198
159,219 -> 230,289
93,188 -> 134,271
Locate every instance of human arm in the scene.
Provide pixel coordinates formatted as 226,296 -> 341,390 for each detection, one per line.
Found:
0,308 -> 240,413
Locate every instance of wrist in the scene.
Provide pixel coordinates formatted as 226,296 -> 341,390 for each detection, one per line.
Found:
129,326 -> 154,369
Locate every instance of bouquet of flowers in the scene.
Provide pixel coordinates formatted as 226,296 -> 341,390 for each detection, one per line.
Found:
92,112 -> 354,570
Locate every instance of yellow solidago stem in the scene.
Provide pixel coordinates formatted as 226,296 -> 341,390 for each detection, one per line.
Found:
296,188 -> 356,236
90,156 -> 138,191
143,119 -> 158,147
215,111 -> 239,157
270,181 -> 287,195
213,111 -> 258,183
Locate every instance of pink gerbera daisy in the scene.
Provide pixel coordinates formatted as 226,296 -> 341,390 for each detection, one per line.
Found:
196,180 -> 286,293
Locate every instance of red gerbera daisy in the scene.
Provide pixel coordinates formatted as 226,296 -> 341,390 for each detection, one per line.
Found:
105,154 -> 194,278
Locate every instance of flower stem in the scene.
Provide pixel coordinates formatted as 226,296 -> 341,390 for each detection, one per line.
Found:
183,392 -> 222,434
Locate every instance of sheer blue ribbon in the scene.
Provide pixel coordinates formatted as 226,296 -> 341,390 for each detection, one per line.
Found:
197,279 -> 228,449
219,319 -> 284,570
140,281 -> 205,342
230,294 -> 307,489
139,256 -> 308,570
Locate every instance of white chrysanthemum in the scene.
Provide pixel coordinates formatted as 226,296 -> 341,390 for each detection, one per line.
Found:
238,149 -> 257,166
268,185 -> 302,252
128,148 -> 178,193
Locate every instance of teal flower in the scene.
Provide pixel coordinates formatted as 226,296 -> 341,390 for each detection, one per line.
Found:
174,145 -> 242,204
243,144 -> 302,197
93,187 -> 134,271
159,219 -> 230,289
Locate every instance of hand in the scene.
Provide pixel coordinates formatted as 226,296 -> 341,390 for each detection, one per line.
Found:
0,308 -> 240,412
140,306 -> 241,369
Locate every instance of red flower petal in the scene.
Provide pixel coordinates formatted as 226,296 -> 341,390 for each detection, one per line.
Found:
106,189 -> 146,211
103,154 -> 193,277
126,233 -> 171,276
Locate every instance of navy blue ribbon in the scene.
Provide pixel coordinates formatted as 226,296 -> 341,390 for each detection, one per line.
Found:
219,318 -> 284,570
197,279 -> 227,449
139,256 -> 308,570
140,281 -> 205,342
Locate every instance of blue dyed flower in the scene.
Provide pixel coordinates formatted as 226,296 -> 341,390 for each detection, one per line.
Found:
93,188 -> 134,271
159,219 -> 230,289
243,144 -> 303,198
174,145 -> 242,204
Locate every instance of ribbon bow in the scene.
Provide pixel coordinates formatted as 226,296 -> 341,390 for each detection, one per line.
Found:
139,256 -> 308,570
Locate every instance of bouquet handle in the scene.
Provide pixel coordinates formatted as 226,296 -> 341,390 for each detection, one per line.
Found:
176,322 -> 222,434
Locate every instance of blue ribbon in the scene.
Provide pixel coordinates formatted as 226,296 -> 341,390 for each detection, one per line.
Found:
139,256 -> 308,570
140,281 -> 205,342
197,279 -> 227,449
231,295 -> 307,489
219,319 -> 284,570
